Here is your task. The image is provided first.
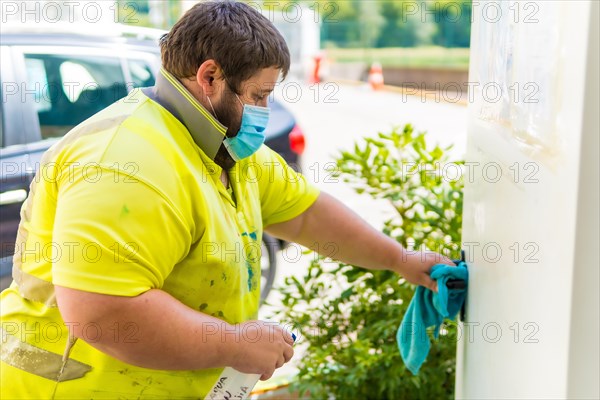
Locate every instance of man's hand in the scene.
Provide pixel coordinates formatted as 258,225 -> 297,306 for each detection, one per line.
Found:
229,321 -> 294,380
396,250 -> 455,292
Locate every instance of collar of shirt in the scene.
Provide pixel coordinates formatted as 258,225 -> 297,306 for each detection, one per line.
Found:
143,68 -> 227,160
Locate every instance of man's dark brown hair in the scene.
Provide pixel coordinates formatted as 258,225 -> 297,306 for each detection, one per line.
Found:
160,0 -> 291,93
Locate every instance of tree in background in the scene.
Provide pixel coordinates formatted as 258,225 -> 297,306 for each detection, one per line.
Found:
116,0 -> 181,28
310,0 -> 472,49
120,1 -> 472,49
376,1 -> 419,47
318,0 -> 364,48
431,0 -> 473,47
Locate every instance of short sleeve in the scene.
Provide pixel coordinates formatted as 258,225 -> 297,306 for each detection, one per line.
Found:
51,166 -> 192,297
255,147 -> 320,227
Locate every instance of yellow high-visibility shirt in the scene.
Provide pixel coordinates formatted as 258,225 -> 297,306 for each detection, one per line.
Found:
0,88 -> 319,399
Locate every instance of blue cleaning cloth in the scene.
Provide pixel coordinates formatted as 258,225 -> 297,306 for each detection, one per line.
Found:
397,262 -> 468,375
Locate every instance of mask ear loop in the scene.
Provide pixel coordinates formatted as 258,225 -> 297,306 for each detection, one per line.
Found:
222,73 -> 247,108
206,95 -> 218,119
234,93 -> 245,108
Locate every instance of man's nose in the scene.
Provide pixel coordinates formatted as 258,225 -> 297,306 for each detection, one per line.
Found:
256,98 -> 268,108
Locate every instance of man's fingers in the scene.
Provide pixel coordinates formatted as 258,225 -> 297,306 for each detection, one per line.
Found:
261,369 -> 275,381
283,345 -> 294,363
422,251 -> 454,266
442,256 -> 455,266
282,329 -> 294,345
275,355 -> 285,369
424,277 -> 438,293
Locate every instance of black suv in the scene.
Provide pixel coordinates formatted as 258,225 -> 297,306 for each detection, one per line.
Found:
0,25 -> 306,299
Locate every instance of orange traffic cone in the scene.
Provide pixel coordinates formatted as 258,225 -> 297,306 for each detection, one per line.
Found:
368,62 -> 384,90
311,54 -> 323,84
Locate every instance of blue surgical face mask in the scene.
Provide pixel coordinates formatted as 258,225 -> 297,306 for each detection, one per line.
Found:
222,94 -> 270,162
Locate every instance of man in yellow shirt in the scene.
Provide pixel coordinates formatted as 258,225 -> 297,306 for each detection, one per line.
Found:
0,1 -> 452,398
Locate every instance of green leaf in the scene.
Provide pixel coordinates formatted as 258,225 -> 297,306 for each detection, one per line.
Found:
341,287 -> 354,299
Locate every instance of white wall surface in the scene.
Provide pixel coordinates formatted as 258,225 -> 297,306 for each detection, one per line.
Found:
456,0 -> 599,398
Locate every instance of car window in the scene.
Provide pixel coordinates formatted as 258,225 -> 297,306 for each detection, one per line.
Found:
24,58 -> 52,113
128,59 -> 156,88
24,54 -> 128,140
59,61 -> 97,102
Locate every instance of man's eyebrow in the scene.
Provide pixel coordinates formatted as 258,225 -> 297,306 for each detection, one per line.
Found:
255,87 -> 275,96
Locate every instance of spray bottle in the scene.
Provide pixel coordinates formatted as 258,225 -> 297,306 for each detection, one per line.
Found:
206,330 -> 296,400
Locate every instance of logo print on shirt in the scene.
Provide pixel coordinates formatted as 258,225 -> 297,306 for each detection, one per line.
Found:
241,230 -> 259,292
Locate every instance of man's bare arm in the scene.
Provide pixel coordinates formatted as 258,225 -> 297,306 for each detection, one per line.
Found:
265,192 -> 453,290
55,286 -> 293,380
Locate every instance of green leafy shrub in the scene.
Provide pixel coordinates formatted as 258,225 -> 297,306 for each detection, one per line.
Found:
274,124 -> 464,399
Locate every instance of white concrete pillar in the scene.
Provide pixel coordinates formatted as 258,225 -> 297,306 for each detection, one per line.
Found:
456,1 -> 599,398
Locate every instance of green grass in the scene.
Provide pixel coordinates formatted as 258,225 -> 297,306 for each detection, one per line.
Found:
324,46 -> 470,70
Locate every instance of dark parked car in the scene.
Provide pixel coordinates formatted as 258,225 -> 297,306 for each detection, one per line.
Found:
0,24 -> 306,300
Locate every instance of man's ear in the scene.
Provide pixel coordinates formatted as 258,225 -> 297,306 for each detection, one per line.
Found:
196,59 -> 220,96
